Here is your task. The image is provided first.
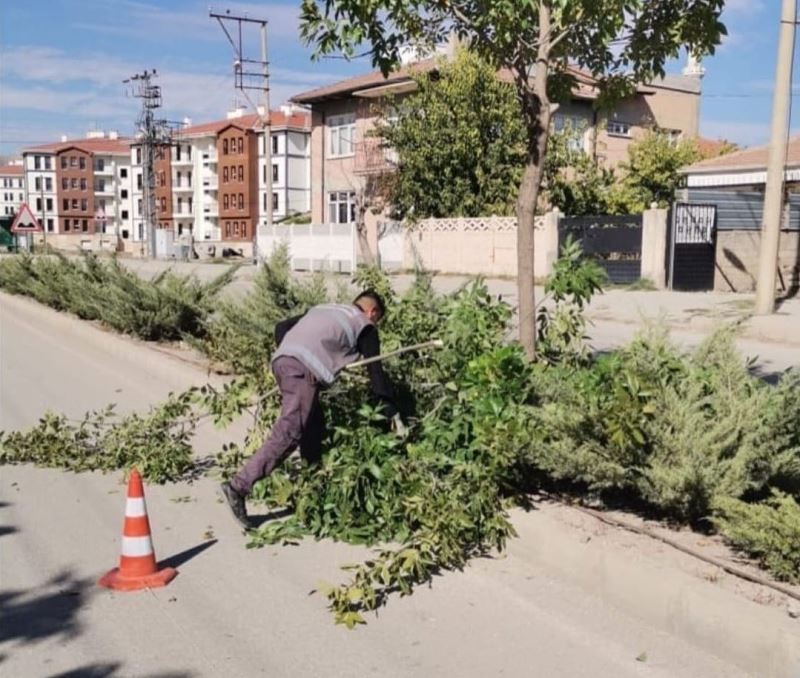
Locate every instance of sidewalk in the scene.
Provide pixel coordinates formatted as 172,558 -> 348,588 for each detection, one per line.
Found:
115,259 -> 800,347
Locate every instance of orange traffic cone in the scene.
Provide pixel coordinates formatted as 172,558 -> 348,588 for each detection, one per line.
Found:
98,469 -> 177,591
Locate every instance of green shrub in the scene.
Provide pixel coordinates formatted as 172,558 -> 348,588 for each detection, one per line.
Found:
0,253 -> 236,341
713,492 -> 800,584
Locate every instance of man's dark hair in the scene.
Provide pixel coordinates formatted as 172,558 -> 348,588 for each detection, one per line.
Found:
354,290 -> 386,318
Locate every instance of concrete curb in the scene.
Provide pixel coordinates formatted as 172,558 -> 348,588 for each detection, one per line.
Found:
508,505 -> 800,678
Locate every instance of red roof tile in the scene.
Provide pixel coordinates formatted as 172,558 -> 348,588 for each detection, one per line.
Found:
0,165 -> 24,176
176,110 -> 310,137
684,136 -> 800,173
23,137 -> 132,155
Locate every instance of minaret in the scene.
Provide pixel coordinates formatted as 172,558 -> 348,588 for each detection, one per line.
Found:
683,51 -> 706,79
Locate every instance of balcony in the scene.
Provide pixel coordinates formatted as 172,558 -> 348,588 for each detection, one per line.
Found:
93,164 -> 113,176
173,209 -> 194,219
172,182 -> 194,193
353,138 -> 397,175
203,203 -> 219,217
202,152 -> 218,165
94,183 -> 114,196
172,155 -> 193,166
202,180 -> 218,191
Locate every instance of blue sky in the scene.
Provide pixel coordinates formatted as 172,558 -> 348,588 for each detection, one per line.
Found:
0,0 -> 796,155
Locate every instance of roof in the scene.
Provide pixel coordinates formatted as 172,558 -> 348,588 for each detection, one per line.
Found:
176,110 -> 311,138
23,137 -> 132,155
0,165 -> 24,176
290,58 -> 693,104
695,137 -> 737,159
683,136 -> 800,174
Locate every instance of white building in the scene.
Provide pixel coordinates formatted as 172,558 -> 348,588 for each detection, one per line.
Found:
0,162 -> 26,220
21,132 -> 132,247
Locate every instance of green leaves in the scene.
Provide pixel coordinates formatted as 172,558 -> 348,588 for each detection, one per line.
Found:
376,49 -> 527,220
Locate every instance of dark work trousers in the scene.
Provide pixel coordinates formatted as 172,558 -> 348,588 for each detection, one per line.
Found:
231,356 -> 326,495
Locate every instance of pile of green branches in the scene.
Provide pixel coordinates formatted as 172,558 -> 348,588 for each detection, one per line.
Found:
0,252 -> 236,341
0,391 -> 198,483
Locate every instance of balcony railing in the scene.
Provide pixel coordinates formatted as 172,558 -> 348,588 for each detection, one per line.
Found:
172,182 -> 193,192
353,138 -> 397,175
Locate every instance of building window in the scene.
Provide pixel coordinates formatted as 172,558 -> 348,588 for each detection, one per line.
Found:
223,139 -> 229,155
238,165 -> 244,182
121,189 -> 128,199
122,210 -> 129,219
272,164 -> 279,183
36,198 -> 42,211
606,120 -> 631,137
328,191 -> 356,224
272,134 -> 278,155
238,193 -> 244,210
44,156 -> 51,170
80,157 -> 86,170
159,172 -> 166,187
61,156 -> 68,169
272,192 -> 278,211
223,194 -> 229,210
237,137 -> 244,154
120,167 -> 128,178
46,198 -> 53,211
135,148 -> 142,164
47,219 -> 54,232
34,177 -> 41,191
62,178 -> 68,190
34,155 -> 42,170
81,199 -> 88,211
137,174 -> 143,190
161,197 -> 167,212
223,167 -> 229,183
137,199 -> 142,215
81,219 -> 88,232
71,198 -> 78,210
71,178 -> 78,190
45,177 -> 52,191
70,156 -> 77,168
329,114 -> 355,157
63,218 -> 70,232
62,199 -> 69,211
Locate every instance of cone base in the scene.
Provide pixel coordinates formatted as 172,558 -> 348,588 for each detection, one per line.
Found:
97,566 -> 178,591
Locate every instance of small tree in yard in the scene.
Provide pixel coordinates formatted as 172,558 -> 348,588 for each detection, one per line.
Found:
619,130 -> 701,210
377,49 -> 526,219
300,0 -> 726,358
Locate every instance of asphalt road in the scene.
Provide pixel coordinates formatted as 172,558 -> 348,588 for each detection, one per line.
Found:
0,292 -> 792,678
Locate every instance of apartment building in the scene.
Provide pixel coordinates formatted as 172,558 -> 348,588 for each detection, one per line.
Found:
21,133 -> 132,249
17,109 -> 309,257
0,163 -> 25,220
291,52 -> 703,252
130,105 -> 312,257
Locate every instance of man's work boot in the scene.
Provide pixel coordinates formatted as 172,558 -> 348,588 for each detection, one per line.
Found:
220,482 -> 250,529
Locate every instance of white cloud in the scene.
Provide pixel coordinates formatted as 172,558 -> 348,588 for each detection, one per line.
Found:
72,0 -> 301,43
0,45 -> 340,146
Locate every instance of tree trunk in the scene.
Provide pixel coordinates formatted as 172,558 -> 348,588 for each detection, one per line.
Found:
516,3 -> 553,359
516,128 -> 549,359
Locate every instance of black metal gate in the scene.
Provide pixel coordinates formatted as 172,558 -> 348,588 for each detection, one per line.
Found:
559,214 -> 643,284
669,203 -> 717,291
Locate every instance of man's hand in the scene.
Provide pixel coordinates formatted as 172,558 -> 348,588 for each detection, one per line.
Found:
391,414 -> 409,438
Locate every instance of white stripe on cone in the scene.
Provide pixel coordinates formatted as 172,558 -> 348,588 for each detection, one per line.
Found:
121,535 -> 154,557
125,497 -> 146,517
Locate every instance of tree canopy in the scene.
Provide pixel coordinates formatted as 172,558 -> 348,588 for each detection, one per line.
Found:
377,50 -> 526,220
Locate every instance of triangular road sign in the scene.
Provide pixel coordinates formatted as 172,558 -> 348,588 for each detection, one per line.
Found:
10,203 -> 42,233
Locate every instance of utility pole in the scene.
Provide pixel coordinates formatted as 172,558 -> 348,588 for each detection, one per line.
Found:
755,0 -> 797,314
210,8 -> 273,264
123,70 -> 173,258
